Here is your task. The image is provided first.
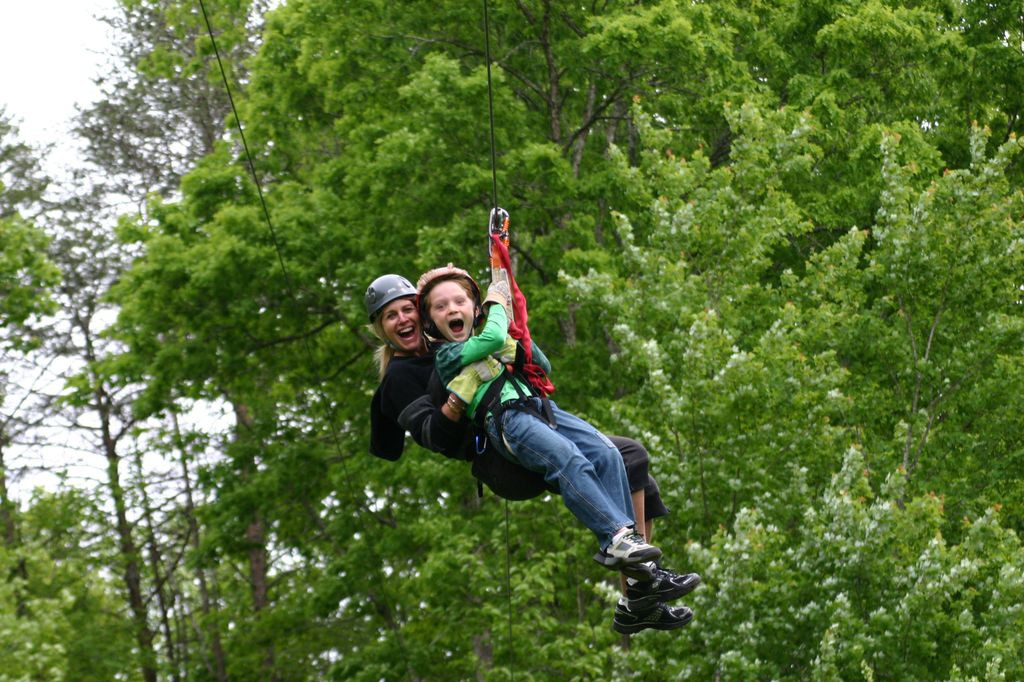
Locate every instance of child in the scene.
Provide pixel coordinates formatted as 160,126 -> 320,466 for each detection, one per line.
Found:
416,264 -> 663,576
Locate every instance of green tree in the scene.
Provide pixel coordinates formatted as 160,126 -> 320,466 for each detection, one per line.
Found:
655,448 -> 1024,681
0,488 -> 136,682
570,103 -> 849,538
0,112 -> 56,349
49,201 -> 161,682
1,115 -> 59,679
108,146 -> 357,678
94,0 -> 1024,677
75,0 -> 267,203
784,126 -> 1024,529
0,109 -> 49,220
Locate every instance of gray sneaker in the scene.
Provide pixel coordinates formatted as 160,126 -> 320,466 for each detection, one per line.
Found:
593,529 -> 662,574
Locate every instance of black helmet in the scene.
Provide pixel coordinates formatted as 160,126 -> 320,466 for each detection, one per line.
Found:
365,274 -> 417,321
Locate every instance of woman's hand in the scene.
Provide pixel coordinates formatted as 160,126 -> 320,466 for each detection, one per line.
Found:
441,392 -> 466,421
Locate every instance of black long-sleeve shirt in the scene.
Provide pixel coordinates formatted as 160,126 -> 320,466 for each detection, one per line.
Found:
367,352 -> 669,517
369,354 -> 467,460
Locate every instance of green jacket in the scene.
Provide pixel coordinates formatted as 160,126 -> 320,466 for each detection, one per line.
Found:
434,305 -> 551,420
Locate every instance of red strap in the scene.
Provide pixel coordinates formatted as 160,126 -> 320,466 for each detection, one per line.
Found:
489,233 -> 555,396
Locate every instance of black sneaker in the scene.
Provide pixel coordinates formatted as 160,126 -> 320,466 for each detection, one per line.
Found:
612,599 -> 694,634
626,566 -> 702,610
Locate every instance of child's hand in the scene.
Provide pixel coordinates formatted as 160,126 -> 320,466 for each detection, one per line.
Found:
484,281 -> 512,315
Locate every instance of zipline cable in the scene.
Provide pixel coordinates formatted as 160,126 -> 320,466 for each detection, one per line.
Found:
483,1 -> 518,677
196,2 -> 415,677
483,0 -> 500,214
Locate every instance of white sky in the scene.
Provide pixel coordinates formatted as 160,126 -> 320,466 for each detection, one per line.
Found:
1,1 -> 118,497
0,0 -> 116,165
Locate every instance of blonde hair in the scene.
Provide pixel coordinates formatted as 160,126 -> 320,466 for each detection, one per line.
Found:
368,318 -> 396,380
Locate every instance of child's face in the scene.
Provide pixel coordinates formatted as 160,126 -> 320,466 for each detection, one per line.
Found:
427,280 -> 476,342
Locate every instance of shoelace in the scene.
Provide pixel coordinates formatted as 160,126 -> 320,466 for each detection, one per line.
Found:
624,531 -> 649,547
652,566 -> 671,581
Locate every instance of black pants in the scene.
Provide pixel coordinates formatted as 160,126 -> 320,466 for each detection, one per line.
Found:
607,435 -> 670,521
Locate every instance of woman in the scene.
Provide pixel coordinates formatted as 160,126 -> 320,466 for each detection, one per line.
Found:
365,273 -> 699,633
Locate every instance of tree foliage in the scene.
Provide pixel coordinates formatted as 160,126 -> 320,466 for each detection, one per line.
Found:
0,114 -> 56,349
5,0 -> 1024,679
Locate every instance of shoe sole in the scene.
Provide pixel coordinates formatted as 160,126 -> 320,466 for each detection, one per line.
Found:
592,547 -> 662,578
618,561 -> 658,581
612,608 -> 694,635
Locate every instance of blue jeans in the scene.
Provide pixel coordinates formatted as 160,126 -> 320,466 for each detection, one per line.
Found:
487,398 -> 635,548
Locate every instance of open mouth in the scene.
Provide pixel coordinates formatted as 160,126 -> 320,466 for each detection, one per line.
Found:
396,325 -> 416,341
447,319 -> 465,336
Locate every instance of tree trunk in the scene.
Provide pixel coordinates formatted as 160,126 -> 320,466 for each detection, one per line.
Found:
0,442 -> 19,548
232,402 -> 278,681
0,441 -> 29,617
539,0 -> 562,144
98,395 -> 158,682
173,414 -> 228,682
472,632 -> 493,682
133,449 -> 181,682
171,575 -> 191,680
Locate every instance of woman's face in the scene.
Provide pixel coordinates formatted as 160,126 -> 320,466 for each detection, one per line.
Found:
379,297 -> 423,355
427,280 -> 477,342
